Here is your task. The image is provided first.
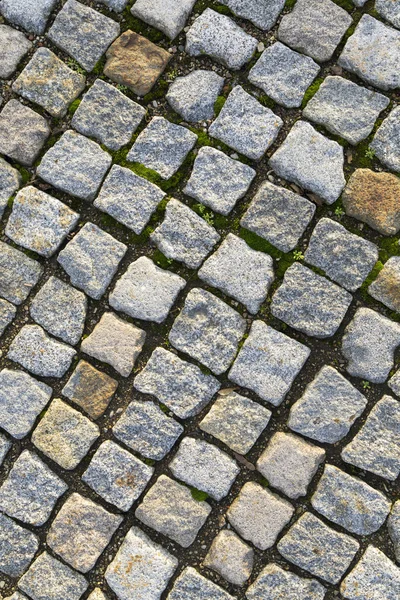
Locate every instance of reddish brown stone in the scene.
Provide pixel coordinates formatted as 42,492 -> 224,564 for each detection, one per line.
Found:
62,360 -> 118,419
342,168 -> 400,235
103,30 -> 171,96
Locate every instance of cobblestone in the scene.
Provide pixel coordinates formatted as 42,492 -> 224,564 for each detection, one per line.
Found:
0,24 -> 31,78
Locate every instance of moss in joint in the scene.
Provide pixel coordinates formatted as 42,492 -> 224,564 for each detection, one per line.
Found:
301,77 -> 325,109
68,99 -> 81,116
190,487 -> 209,502
214,95 -> 226,116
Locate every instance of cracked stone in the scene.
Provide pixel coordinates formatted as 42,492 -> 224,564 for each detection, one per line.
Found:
220,0 -> 285,30
0,24 -> 31,78
62,360 -> 118,419
341,546 -> 400,600
166,69 -> 224,122
249,42 -> 320,108
269,120 -> 345,204
229,320 -> 310,406
186,9 -> 258,70
0,0 -> 57,34
204,529 -> 253,586
0,512 -> 39,577
246,563 -> 326,600
32,398 -> 100,470
388,501 -> 400,562
131,0 -> 196,39
0,157 -> 21,219
209,85 -> 282,160
19,552 -> 88,600
168,567 -> 235,600
368,256 -> 400,313
0,241 -> 43,305
370,105 -> 400,174
0,299 -> 16,337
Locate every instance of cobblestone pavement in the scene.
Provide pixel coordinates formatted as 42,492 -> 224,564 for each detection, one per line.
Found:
0,0 -> 399,599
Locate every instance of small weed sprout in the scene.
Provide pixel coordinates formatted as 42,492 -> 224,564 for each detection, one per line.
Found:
365,147 -> 375,160
362,380 -> 371,390
293,250 -> 304,261
66,58 -> 85,75
335,206 -> 345,218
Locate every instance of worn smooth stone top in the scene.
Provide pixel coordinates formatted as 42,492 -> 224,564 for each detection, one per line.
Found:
0,24 -> 31,79
220,0 -> 286,30
166,69 -> 224,123
131,0 -> 196,39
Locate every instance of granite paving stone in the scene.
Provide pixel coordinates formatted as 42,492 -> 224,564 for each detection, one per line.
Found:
109,256 -> 186,323
0,157 -> 21,219
227,481 -> 294,550
136,474 -> 211,547
248,42 -> 320,108
168,567 -> 235,600
94,165 -> 165,234
0,513 -> 39,577
19,552 -> 88,600
81,311 -> 146,377
72,79 -> 146,151
58,222 -> 127,299
168,288 -> 246,375
166,69 -> 224,122
271,263 -> 352,338
340,545 -> 400,600
269,120 -> 346,204
198,233 -> 274,314
47,0 -> 120,72
303,76 -> 390,145
199,390 -> 271,454
288,366 -> 368,444
113,399 -> 183,460
6,186 -> 80,258
241,181 -> 315,252
0,450 -> 67,526
62,360 -> 118,419
0,298 -> 16,337
246,563 -> 326,600
0,368 -> 52,440
4,593 -> 28,600
169,437 -> 240,500
32,398 -> 100,470
127,116 -> 197,179
219,0 -> 285,30
0,433 -> 11,466
209,85 -> 283,160
184,146 -> 256,215
368,256 -> 400,313
370,105 -> 400,173
83,440 -> 153,511
150,198 -> 220,268
37,130 -> 112,201
204,529 -> 253,586
376,0 -> 400,30
341,395 -> 400,481
0,24 -> 31,79
304,218 -> 379,291
186,9 -> 258,70
0,99 -> 50,166
0,242 -> 43,304
341,308 -> 400,383
47,493 -> 122,573
277,512 -> 359,584
388,501 -> 400,562
88,590 -> 108,600
389,369 -> 400,398
134,347 -> 220,418
13,48 -> 86,119
0,0 -> 57,34
131,0 -> 196,39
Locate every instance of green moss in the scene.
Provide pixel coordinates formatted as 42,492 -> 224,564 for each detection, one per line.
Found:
17,167 -> 31,184
153,249 -> 174,269
92,57 -> 106,76
239,228 -> 282,259
121,11 -> 165,42
127,162 -> 164,186
66,58 -> 86,76
190,487 -> 209,502
159,403 -> 170,413
213,3 -> 233,15
213,213 -> 231,230
142,457 -> 156,466
7,195 -> 15,209
333,0 -> 353,11
301,77 -> 325,108
258,94 -> 276,110
68,99 -> 81,116
380,237 -> 400,260
359,260 -> 384,301
350,139 -> 375,169
192,203 -> 215,226
214,95 -> 226,116
284,0 -> 297,9
143,78 -> 169,103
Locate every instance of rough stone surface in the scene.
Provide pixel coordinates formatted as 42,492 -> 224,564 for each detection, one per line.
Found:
105,527 -> 178,600
312,464 -> 391,535
0,241 -> 43,305
0,512 -> 39,577
271,263 -> 352,338
32,398 -> 100,470
62,360 -> 117,419
104,30 -> 171,96
169,288 -> 246,375
341,395 -> 400,481
0,298 -> 16,337
0,24 -> 31,78
339,15 -> 400,90
13,48 -> 85,118
94,165 -> 165,234
58,222 -> 127,299
88,591 -> 108,600
389,368 -> 400,399
368,256 -> 400,313
166,70 -> 224,122
6,186 -> 79,258
110,256 -> 185,323
288,366 -> 367,444
278,0 -> 352,62
184,146 -> 256,215
227,481 -> 294,550
186,9 -> 258,70
81,311 -> 146,377
127,116 -> 197,179
241,181 -> 315,253
0,450 -> 67,526
47,493 -> 122,573
204,529 -> 253,586
168,567 -> 234,600
113,399 -> 183,460
371,105 -> 400,173
83,440 -> 153,511
249,42 -> 320,108
47,0 -> 120,72
8,325 -> 76,378
150,199 -> 220,268
304,76 -> 389,145
72,79 -> 145,150
19,552 -> 88,600
198,233 -> 274,314
0,433 -> 11,465
200,390 -> 271,454
376,0 -> 400,29
278,512 -> 359,584
342,308 -> 400,383
0,99 -> 50,166
38,130 -> 112,201
134,347 -> 220,418
305,218 -> 379,291
0,368 -> 52,440
247,564 -> 326,600
131,0 -> 196,39
0,157 -> 21,219
169,437 -> 239,500
257,432 -> 325,500
209,85 -> 282,160
388,501 -> 400,563
229,320 -> 310,405
220,0 -> 285,30
340,546 -> 400,600
136,474 -> 211,547
269,120 -> 346,204
0,0 -> 57,34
